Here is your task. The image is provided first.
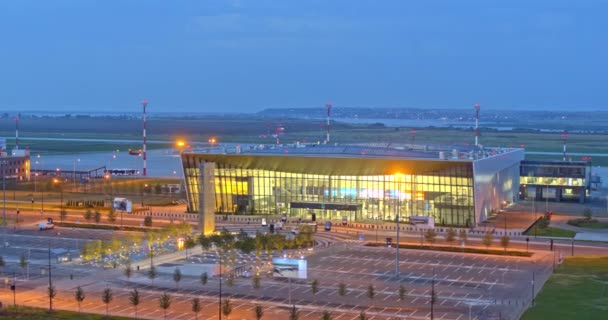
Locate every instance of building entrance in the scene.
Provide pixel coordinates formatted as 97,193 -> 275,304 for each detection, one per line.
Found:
289,201 -> 362,222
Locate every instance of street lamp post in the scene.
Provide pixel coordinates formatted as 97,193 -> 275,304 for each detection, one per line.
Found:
431,266 -> 436,320
73,158 -> 80,191
219,260 -> 222,320
395,198 -> 400,275
41,183 -> 44,214
48,240 -> 53,311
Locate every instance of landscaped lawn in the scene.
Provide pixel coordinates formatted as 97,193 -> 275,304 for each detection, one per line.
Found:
527,226 -> 577,238
521,256 -> 608,320
569,220 -> 608,229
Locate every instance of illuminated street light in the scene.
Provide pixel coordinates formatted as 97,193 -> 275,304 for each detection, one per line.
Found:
53,178 -> 63,212
73,158 -> 80,190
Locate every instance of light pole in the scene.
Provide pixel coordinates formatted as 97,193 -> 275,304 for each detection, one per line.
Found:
431,266 -> 436,320
41,180 -> 45,214
219,259 -> 222,320
395,198 -> 401,275
73,158 -> 80,190
34,160 -> 39,193
531,271 -> 535,306
545,184 -> 549,213
48,240 -> 53,311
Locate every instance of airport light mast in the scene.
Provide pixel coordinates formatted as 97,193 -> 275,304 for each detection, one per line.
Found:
474,104 -> 480,147
562,133 -> 568,161
14,116 -> 19,149
325,102 -> 332,144
142,99 -> 148,176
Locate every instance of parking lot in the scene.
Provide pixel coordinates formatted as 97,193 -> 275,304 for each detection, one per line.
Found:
0,223 -> 555,320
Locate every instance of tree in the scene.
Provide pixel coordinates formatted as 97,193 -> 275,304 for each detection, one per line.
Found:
445,228 -> 456,246
94,210 -> 102,223
225,274 -> 234,287
458,229 -> 468,246
482,231 -> 494,248
159,292 -> 172,320
0,256 -> 5,275
311,279 -> 319,302
537,216 -> 550,229
19,254 -> 28,278
148,265 -> 158,286
129,288 -> 141,318
358,311 -> 368,320
222,298 -> 233,319
144,216 -> 153,227
108,210 -> 117,223
60,209 -> 68,223
583,208 -> 593,221
424,229 -> 437,246
338,283 -> 347,297
254,304 -> 264,320
198,234 -> 212,252
102,287 -> 113,316
252,274 -> 261,292
500,235 -> 510,252
367,284 -> 375,306
398,284 -> 407,301
191,298 -> 202,320
289,305 -> 299,320
48,285 -> 57,311
124,263 -> 133,281
173,267 -> 182,290
74,286 -> 85,313
200,272 -> 208,287
184,237 -> 197,258
322,311 -> 332,320
84,209 -> 93,221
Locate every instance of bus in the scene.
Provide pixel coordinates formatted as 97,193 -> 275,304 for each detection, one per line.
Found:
408,216 -> 435,228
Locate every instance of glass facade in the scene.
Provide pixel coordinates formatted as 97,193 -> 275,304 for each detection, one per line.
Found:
182,154 -> 480,227
518,160 -> 590,203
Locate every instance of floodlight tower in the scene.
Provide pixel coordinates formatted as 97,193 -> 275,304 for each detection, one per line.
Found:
275,126 -> 281,145
14,116 -> 19,149
474,104 -> 481,147
325,102 -> 332,144
562,133 -> 568,161
142,99 -> 148,176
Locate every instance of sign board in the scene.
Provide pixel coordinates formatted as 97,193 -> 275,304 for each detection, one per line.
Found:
113,198 -> 132,213
272,258 -> 307,279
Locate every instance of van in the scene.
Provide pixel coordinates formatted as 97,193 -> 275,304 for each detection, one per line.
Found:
324,221 -> 332,231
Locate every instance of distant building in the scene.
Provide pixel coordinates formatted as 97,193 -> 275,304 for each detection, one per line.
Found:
0,148 -> 30,181
519,160 -> 591,203
181,145 -> 524,232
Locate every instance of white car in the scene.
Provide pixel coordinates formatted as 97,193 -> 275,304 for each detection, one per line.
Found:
38,219 -> 55,231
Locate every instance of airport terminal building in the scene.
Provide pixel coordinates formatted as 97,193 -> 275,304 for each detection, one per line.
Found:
181,145 -> 524,232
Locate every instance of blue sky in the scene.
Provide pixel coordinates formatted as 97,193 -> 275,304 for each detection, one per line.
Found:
0,0 -> 606,113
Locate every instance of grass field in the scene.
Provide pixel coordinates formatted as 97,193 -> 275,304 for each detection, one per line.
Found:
526,226 -> 577,238
1,117 -> 607,157
0,305 -> 135,319
567,220 -> 608,229
521,256 -> 608,320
